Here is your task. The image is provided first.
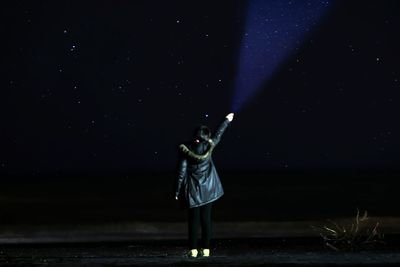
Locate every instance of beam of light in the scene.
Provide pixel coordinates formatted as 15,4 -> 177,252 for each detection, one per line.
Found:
231,0 -> 331,113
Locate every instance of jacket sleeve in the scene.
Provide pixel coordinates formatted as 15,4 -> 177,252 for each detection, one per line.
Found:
175,158 -> 187,198
211,118 -> 231,146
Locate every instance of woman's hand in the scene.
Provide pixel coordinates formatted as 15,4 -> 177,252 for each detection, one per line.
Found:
226,113 -> 234,122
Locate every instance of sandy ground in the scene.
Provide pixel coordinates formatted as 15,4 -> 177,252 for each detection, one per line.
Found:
1,177 -> 399,266
1,237 -> 400,267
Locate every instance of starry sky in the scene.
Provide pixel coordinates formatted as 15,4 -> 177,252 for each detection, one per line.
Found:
1,0 -> 400,177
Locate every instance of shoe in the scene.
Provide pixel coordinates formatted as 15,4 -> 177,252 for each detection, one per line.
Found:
200,248 -> 210,257
187,249 -> 198,258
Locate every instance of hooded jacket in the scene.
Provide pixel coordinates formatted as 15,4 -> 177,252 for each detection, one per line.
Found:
175,118 -> 231,208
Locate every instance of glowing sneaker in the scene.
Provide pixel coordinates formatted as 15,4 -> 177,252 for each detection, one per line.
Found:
187,249 -> 198,258
200,248 -> 210,257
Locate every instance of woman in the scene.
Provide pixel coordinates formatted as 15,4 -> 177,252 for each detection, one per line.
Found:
175,113 -> 234,258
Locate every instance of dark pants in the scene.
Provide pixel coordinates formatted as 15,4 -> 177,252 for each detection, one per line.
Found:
188,202 -> 213,249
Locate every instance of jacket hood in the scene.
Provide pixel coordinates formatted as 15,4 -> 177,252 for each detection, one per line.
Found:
179,140 -> 215,162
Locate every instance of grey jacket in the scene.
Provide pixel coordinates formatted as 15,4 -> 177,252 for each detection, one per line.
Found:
175,118 -> 231,208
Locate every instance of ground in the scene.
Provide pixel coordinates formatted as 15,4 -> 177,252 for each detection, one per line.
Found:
1,237 -> 400,267
1,178 -> 399,266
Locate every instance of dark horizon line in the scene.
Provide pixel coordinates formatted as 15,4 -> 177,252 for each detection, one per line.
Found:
1,166 -> 399,179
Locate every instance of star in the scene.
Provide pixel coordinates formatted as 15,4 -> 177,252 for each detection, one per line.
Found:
284,163 -> 289,168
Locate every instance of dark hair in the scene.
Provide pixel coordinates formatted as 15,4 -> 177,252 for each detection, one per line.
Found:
194,125 -> 211,141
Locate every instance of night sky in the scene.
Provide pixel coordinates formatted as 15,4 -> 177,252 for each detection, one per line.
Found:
1,0 -> 400,177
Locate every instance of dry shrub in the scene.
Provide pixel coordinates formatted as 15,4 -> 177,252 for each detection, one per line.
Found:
312,210 -> 384,251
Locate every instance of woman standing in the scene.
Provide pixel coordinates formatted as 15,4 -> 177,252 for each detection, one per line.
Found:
175,113 -> 234,258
